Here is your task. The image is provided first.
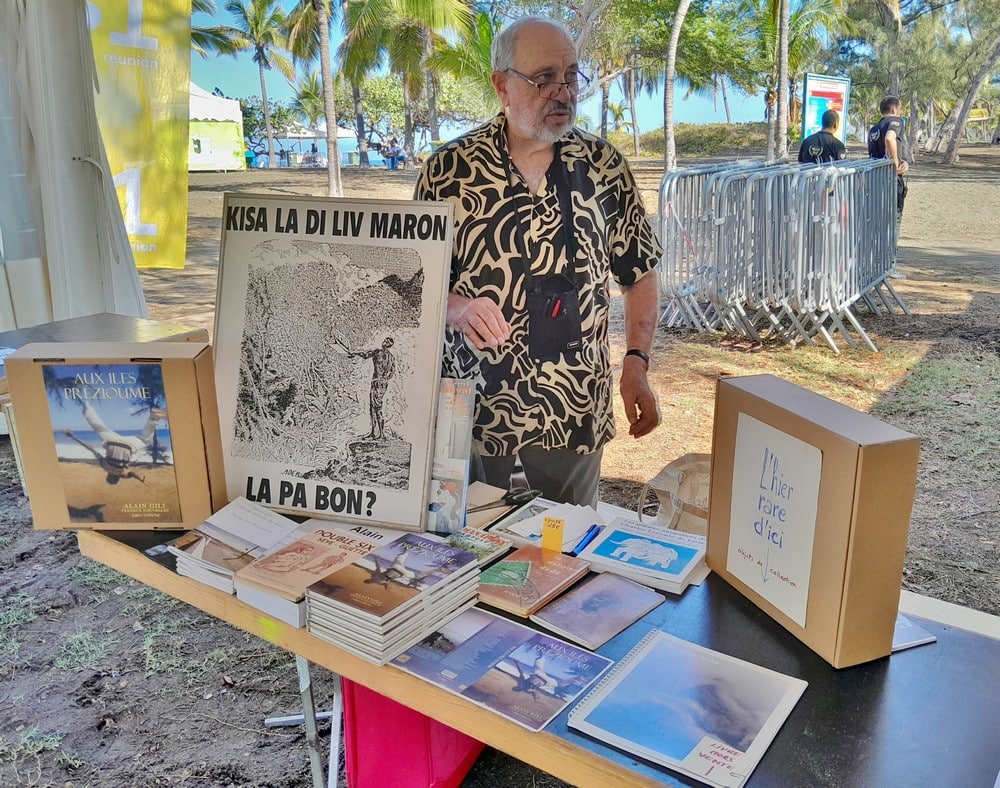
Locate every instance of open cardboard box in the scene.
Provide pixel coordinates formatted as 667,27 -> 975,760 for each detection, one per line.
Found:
707,374 -> 921,668
6,342 -> 226,530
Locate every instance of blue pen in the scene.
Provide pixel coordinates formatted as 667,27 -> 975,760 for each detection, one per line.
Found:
570,524 -> 603,556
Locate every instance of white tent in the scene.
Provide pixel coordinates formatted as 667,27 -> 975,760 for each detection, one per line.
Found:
0,0 -> 145,331
189,82 -> 246,172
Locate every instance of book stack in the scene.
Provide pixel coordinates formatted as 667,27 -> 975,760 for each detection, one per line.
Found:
233,526 -> 381,627
167,497 -> 303,593
576,517 -> 708,595
305,533 -> 479,664
477,545 -> 590,617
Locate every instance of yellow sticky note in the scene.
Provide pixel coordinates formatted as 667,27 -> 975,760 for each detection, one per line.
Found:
541,516 -> 565,553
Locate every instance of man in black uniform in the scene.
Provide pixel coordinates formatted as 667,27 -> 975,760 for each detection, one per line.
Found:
798,109 -> 847,163
868,96 -> 909,276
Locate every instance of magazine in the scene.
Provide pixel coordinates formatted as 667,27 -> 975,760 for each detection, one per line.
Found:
529,573 -> 665,650
569,630 -> 807,787
392,607 -> 612,731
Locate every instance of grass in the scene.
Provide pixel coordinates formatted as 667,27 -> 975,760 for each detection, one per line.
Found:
0,725 -> 81,785
606,122 -> 771,158
53,628 -> 116,670
66,560 -> 129,604
0,593 -> 36,659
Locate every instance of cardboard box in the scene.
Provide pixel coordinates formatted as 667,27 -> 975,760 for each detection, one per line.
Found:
6,342 -> 226,530
0,312 -> 209,402
707,374 -> 921,668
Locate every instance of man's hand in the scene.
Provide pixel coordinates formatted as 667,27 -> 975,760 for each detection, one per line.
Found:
897,160 -> 909,176
620,356 -> 659,438
448,294 -> 511,350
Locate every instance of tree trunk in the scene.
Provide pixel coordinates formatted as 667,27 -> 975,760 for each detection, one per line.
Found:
260,63 -> 276,169
942,33 -> 1000,164
316,1 -> 342,197
600,81 -> 609,139
427,68 -> 440,144
352,82 -> 369,166
627,68 -> 640,156
765,87 -> 776,159
906,91 -> 919,159
720,75 -> 732,124
776,0 -> 789,158
662,0 -> 693,171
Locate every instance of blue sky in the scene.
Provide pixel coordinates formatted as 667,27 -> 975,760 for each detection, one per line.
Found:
191,10 -> 765,136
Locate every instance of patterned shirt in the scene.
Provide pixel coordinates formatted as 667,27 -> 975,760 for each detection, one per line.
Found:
414,114 -> 662,456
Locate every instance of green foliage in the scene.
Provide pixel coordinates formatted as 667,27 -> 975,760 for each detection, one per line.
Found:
0,593 -> 36,659
241,95 -> 298,151
637,122 -> 770,155
0,726 -> 70,776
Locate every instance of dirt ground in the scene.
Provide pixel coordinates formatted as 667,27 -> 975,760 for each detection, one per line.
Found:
1,144 -> 998,787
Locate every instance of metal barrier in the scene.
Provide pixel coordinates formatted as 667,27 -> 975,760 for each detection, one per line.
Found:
658,158 -> 908,353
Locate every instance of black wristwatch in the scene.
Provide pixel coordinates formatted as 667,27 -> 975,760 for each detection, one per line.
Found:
624,348 -> 650,369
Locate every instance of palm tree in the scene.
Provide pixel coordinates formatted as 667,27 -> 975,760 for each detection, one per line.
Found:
292,68 -> 326,127
607,101 -> 633,133
663,0 -> 694,171
340,0 -> 472,166
192,0 -> 237,59
217,0 -> 295,168
286,0 -> 343,195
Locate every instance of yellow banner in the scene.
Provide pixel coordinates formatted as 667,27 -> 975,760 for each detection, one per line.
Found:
89,0 -> 191,269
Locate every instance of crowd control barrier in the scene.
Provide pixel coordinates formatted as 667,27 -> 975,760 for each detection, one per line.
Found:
658,158 -> 908,353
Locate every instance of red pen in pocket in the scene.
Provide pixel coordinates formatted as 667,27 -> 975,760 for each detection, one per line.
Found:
550,298 -> 562,318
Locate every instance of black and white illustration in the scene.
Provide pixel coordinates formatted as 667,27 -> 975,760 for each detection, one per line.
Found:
215,194 -> 453,529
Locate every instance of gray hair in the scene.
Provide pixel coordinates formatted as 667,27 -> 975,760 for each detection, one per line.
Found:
491,16 -> 575,72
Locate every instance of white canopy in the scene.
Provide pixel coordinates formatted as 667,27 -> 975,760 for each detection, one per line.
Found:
189,81 -> 242,124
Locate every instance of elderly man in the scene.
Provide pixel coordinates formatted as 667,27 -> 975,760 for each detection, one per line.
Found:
415,16 -> 662,506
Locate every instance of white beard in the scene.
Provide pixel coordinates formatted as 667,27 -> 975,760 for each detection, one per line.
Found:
507,100 -> 575,143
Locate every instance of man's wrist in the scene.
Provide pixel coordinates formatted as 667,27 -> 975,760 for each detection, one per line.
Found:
624,348 -> 650,370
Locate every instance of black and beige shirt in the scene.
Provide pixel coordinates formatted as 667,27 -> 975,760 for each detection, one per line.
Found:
415,114 -> 661,457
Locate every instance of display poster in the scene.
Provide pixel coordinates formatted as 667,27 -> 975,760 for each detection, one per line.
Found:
88,0 -> 191,269
214,194 -> 453,531
801,73 -> 851,142
726,413 -> 821,626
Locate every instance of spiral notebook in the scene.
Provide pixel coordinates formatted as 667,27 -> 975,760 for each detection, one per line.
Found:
568,630 -> 807,788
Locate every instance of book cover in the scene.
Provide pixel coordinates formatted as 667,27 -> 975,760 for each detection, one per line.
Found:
5,342 -> 226,531
579,517 -> 706,589
213,193 -> 454,530
392,607 -> 611,731
306,533 -> 477,620
569,630 -> 807,788
440,527 -> 512,567
235,526 -> 381,601
426,377 -> 475,534
530,573 -> 665,650
892,613 -> 938,652
41,361 -> 180,524
477,545 -> 590,617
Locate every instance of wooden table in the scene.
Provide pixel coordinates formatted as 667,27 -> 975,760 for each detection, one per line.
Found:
76,529 -> 1000,788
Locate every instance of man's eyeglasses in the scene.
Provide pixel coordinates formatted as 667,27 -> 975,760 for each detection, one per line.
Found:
504,68 -> 591,100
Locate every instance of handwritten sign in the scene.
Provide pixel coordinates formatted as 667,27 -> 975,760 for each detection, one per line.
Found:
726,414 -> 821,626
541,516 -> 566,553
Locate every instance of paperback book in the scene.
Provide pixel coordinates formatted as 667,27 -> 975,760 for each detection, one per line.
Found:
577,517 -> 708,594
487,499 -> 600,552
426,377 -> 475,534
892,613 -> 938,652
168,497 -> 303,593
568,630 -> 808,788
233,526 -> 382,626
477,545 -> 591,617
392,606 -> 612,731
529,573 -> 665,650
440,527 -> 512,567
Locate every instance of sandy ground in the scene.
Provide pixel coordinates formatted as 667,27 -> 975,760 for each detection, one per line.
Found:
1,143 -> 998,787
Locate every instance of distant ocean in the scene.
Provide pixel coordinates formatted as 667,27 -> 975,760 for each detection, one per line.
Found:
54,429 -> 173,459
